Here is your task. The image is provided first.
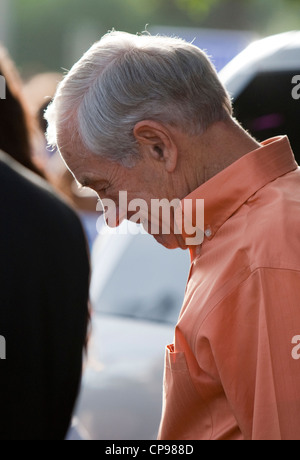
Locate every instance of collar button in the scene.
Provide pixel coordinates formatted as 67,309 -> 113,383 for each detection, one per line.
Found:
205,228 -> 212,238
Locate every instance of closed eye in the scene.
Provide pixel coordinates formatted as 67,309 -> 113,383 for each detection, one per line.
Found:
95,186 -> 112,201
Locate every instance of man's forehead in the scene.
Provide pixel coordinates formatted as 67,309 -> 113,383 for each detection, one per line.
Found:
58,135 -> 121,188
59,145 -> 91,163
57,147 -> 95,184
68,162 -> 102,188
57,126 -> 92,161
64,155 -> 111,189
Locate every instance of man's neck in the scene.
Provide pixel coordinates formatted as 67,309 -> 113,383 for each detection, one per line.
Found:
195,118 -> 261,186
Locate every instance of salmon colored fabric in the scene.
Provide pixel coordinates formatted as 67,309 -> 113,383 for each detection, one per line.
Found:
158,136 -> 300,440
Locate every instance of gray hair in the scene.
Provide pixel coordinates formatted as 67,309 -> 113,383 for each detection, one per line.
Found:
45,30 -> 232,166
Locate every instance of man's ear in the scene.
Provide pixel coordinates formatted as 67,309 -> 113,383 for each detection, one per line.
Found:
133,120 -> 178,173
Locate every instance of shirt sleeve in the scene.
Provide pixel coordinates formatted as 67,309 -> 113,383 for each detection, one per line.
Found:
197,267 -> 300,440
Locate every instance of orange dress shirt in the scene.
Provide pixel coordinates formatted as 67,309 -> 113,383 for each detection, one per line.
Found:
158,136 -> 300,441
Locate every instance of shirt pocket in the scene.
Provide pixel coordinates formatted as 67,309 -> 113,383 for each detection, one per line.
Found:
165,344 -> 189,372
158,343 -> 212,440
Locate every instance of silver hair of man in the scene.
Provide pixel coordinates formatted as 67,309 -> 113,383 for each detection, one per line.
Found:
45,30 -> 233,166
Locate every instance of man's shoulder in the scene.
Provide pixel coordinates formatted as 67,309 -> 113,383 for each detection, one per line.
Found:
184,168 -> 300,329
244,167 -> 300,271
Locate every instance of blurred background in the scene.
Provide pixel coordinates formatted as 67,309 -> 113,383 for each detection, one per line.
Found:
1,0 -> 300,441
1,0 -> 300,76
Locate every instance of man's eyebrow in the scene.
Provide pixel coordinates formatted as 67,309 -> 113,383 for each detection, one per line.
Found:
77,177 -> 108,189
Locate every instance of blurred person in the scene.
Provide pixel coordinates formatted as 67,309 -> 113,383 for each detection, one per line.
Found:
24,72 -> 64,165
45,31 -> 300,440
0,47 -> 97,246
0,43 -> 45,177
0,150 -> 90,440
0,44 -> 90,440
0,50 -> 97,229
24,72 -> 99,248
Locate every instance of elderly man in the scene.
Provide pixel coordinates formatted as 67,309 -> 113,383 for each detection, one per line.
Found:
45,31 -> 300,440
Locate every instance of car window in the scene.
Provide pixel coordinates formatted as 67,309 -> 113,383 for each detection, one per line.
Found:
233,70 -> 300,162
90,224 -> 191,325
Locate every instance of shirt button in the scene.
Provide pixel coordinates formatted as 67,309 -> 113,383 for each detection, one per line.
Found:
205,228 -> 212,238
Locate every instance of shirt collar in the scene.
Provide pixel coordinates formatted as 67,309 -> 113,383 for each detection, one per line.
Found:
176,136 -> 298,256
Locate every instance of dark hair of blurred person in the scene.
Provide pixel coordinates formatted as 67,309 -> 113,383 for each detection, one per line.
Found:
0,43 -> 45,177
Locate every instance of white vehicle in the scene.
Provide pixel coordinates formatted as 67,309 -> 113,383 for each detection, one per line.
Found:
69,222 -> 190,440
